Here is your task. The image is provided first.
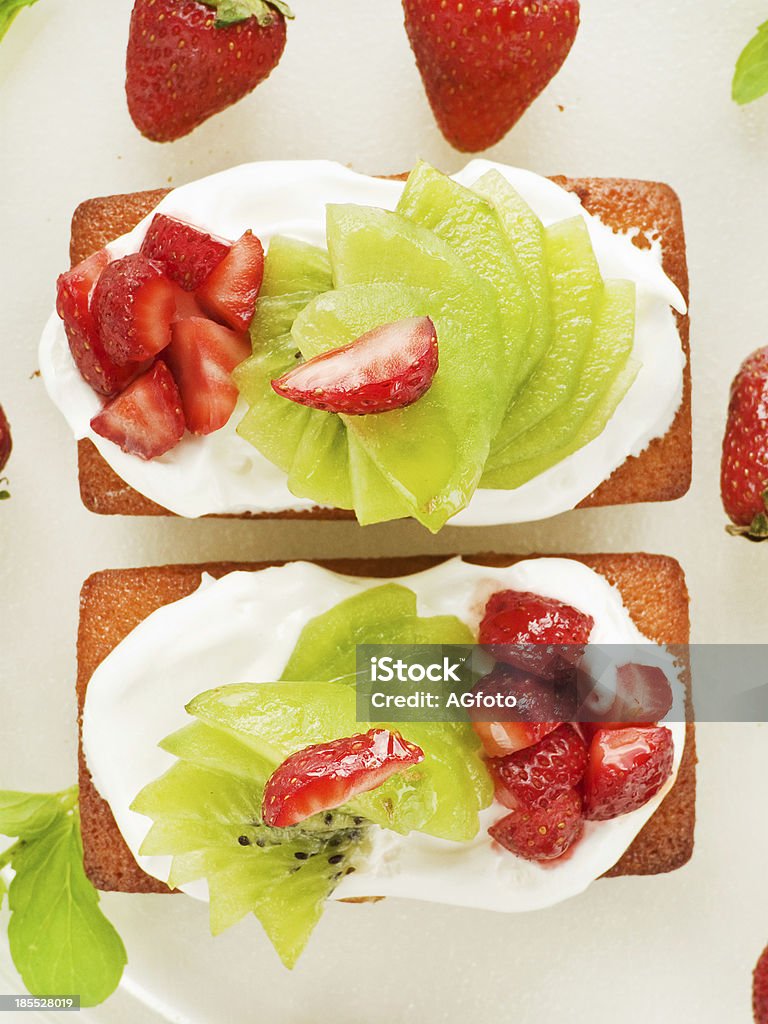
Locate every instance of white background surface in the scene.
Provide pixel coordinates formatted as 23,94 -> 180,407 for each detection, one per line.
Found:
0,1 -> 767,1020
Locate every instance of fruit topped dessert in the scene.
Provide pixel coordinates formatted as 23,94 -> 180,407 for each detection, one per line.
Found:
42,159 -> 688,529
80,556 -> 687,967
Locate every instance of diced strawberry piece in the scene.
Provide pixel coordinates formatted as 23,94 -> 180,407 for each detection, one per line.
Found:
610,663 -> 674,723
488,787 -> 584,862
196,230 -> 264,331
583,726 -> 674,821
91,253 -> 176,365
262,729 -> 424,828
170,283 -> 207,322
469,665 -> 576,757
272,316 -> 439,415
166,317 -> 251,435
90,360 -> 185,460
57,250 -> 142,396
488,724 -> 587,810
479,589 -> 594,680
754,944 -> 768,1024
140,213 -> 231,291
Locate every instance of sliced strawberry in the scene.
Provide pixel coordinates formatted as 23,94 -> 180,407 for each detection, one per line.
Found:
272,316 -> 438,415
262,729 -> 424,828
469,665 -> 576,757
583,726 -> 674,821
488,788 -> 584,862
140,213 -> 230,291
479,589 -> 594,681
488,725 -> 587,811
91,253 -> 176,365
90,360 -> 185,460
170,283 -> 207,322
196,230 -> 264,331
166,317 -> 251,435
754,944 -> 768,1024
57,250 -> 142,396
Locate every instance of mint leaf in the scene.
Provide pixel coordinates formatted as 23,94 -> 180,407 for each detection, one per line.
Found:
0,789 -> 74,839
733,21 -> 768,105
7,811 -> 127,1006
0,0 -> 42,44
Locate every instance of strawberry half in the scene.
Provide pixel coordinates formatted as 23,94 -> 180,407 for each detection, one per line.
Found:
610,663 -> 674,723
272,316 -> 439,415
583,726 -> 674,821
92,254 -> 176,366
488,787 -> 584,862
488,724 -> 587,810
721,345 -> 768,540
57,250 -> 143,397
166,317 -> 251,434
90,360 -> 185,460
126,0 -> 292,143
403,0 -> 581,152
196,230 -> 265,331
262,729 -> 424,828
140,214 -> 230,291
754,944 -> 768,1024
479,589 -> 594,681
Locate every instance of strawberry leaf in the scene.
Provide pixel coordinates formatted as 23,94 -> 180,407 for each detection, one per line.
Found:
0,788 -> 127,1008
733,21 -> 768,105
203,0 -> 294,27
0,0 -> 41,44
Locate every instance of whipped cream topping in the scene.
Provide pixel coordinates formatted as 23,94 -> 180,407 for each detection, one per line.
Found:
82,558 -> 685,913
39,160 -> 686,524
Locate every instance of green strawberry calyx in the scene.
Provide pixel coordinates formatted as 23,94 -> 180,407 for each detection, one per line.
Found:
202,0 -> 294,28
726,488 -> 768,541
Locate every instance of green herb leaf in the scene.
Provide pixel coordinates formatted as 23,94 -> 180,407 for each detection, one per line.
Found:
0,789 -> 74,839
0,0 -> 42,44
7,810 -> 127,1007
203,0 -> 293,28
733,20 -> 768,105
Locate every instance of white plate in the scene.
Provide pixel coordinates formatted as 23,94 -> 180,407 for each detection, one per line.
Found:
1,0 -> 768,1021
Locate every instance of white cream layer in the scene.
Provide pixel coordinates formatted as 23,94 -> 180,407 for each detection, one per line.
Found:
82,558 -> 685,913
39,160 -> 686,524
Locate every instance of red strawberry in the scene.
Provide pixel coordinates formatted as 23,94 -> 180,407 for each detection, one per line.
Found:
721,346 -> 768,540
140,214 -> 230,291
402,0 -> 581,152
488,787 -> 583,862
196,230 -> 265,330
610,663 -> 674,723
262,729 -> 424,828
469,664 -> 576,757
0,404 -> 11,475
57,250 -> 142,396
479,589 -> 594,681
754,944 -> 768,1024
166,317 -> 251,434
583,726 -> 674,821
90,360 -> 185,460
272,317 -> 439,415
488,724 -> 587,810
126,0 -> 292,143
92,254 -> 176,366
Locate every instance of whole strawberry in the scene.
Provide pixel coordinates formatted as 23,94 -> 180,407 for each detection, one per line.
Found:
0,403 -> 11,500
126,0 -> 293,143
721,346 -> 768,540
402,0 -> 580,152
755,944 -> 768,1024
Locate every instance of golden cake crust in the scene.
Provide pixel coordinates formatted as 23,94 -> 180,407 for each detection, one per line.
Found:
68,174 -> 691,518
76,553 -> 695,893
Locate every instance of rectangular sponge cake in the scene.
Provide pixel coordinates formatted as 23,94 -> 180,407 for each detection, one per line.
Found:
76,552 -> 696,894
68,176 -> 692,518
